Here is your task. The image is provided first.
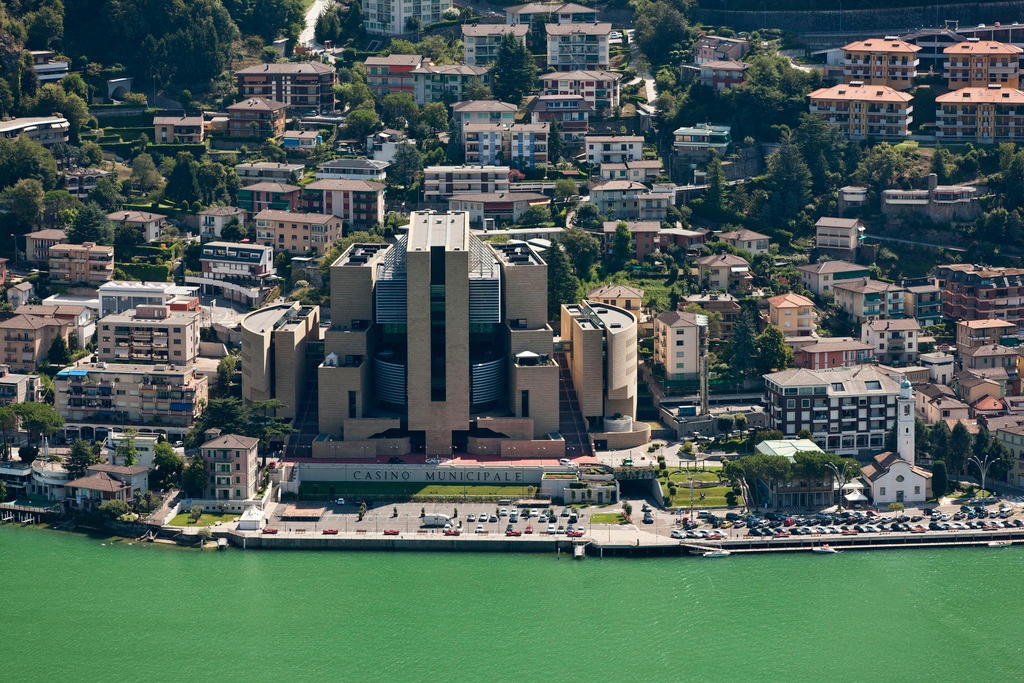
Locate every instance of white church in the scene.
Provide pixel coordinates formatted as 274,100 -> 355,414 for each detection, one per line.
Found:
860,379 -> 933,505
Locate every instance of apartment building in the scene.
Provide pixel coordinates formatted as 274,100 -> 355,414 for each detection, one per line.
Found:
98,281 -> 199,317
696,253 -> 753,294
0,364 -> 42,406
698,61 -> 749,91
365,54 -> 424,96
302,179 -> 387,229
28,50 -> 69,83
447,191 -> 551,225
315,158 -> 390,182
598,221 -> 660,261
832,278 -> 907,323
153,116 -> 204,144
282,129 -> 322,154
236,182 -> 301,214
234,161 -> 304,183
527,94 -> 593,141
693,34 -> 750,64
24,229 -> 66,265
201,433 -> 259,501
861,318 -> 921,365
312,213 -> 563,454
545,23 -> 612,70
106,210 -> 167,243
935,264 -> 1024,331
452,100 -> 518,135
414,63 -> 491,105
935,85 -> 1024,143
462,24 -> 529,65
540,70 -> 621,114
881,175 -> 980,222
586,284 -> 644,312
363,0 -> 451,35
424,165 -> 511,199
944,39 -> 1022,88
718,229 -> 770,255
766,293 -> 817,337
672,123 -> 731,156
253,209 -> 344,255
15,304 -> 94,348
807,82 -> 914,138
226,97 -> 287,139
235,61 -> 336,113
196,206 -> 247,240
97,306 -> 201,366
683,293 -> 741,338
797,260 -> 872,297
653,310 -> 707,383
792,337 -> 876,371
599,159 -> 664,183
55,362 -> 209,440
506,3 -> 597,28
589,181 -> 669,221
48,242 -> 114,285
463,123 -> 550,169
956,318 -> 1015,352
63,168 -> 112,200
0,115 -> 69,148
815,216 -> 865,259
0,314 -> 72,372
241,302 -> 321,421
185,241 -> 276,306
585,135 -> 643,164
764,365 -> 905,455
842,37 -> 921,88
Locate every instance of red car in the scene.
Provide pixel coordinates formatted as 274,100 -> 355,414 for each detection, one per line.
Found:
567,531 -> 584,538
505,530 -> 522,537
524,525 -> 534,534
783,518 -> 796,526
383,529 -> 400,536
322,529 -> 339,535
773,530 -> 790,537
841,528 -> 859,535
262,528 -> 278,534
444,529 -> 461,536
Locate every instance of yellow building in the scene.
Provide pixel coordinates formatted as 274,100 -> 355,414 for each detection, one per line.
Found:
765,292 -> 817,337
944,40 -> 1022,89
843,37 -> 921,89
808,82 -> 913,139
935,85 -> 1024,143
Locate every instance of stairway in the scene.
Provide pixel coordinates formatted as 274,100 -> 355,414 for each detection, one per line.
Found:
555,352 -> 594,460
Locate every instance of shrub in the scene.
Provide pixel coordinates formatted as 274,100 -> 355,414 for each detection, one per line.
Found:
725,491 -> 738,507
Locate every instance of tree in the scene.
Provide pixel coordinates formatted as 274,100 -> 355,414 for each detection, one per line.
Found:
116,428 -> 139,467
930,420 -> 951,465
755,325 -> 793,374
492,31 -> 536,103
0,480 -> 7,502
729,311 -> 758,377
68,203 -> 114,244
131,153 -> 162,193
389,143 -> 423,188
0,136 -> 58,190
381,93 -> 418,128
181,455 -> 208,496
97,499 -> 129,519
763,141 -> 812,224
553,178 -> 578,203
932,460 -> 949,497
544,243 -> 581,319
217,355 -> 238,393
0,405 -> 16,460
164,152 -> 201,205
705,156 -> 725,213
634,1 -> 691,68
949,421 -> 971,476
559,227 -> 600,279
19,445 -> 39,465
463,77 -> 492,100
519,204 -> 550,226
89,176 -> 124,212
611,221 -> 632,268
622,501 -> 633,518
47,335 -> 70,365
420,102 -> 449,133
548,122 -> 563,164
344,108 -> 380,139
65,438 -> 100,480
15,403 -> 63,444
1,178 -> 45,231
152,441 -> 185,490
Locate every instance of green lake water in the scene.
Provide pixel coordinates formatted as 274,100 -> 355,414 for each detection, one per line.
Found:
3,525 -> 1023,682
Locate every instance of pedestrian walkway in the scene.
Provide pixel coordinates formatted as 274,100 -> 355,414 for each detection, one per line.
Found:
555,352 -> 593,460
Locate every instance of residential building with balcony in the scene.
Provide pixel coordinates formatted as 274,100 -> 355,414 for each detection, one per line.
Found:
842,37 -> 921,88
282,129 -> 322,154
792,337 -> 876,371
815,216 -> 865,259
961,344 -> 1019,382
696,253 -> 753,295
540,70 -> 620,114
363,0 -> 451,35
201,433 -> 260,500
585,135 -> 643,165
698,60 -> 749,91
153,116 -> 204,144
797,260 -> 872,297
527,94 -> 593,142
882,176 -> 980,222
424,165 -> 511,199
833,278 -> 907,323
598,159 -> 664,183
106,210 -> 168,243
365,54 -> 424,97
694,35 -> 750,64
807,82 -> 913,138
463,123 -> 550,169
237,182 -> 301,214
0,115 -> 69,148
590,181 -> 669,221
0,365 -> 43,406
683,293 -> 741,339
366,129 -> 414,163
902,277 -> 943,327
253,209 -> 344,256
98,282 -> 199,318
97,306 -> 201,366
28,50 -> 69,83
6,282 -> 32,309
587,285 -> 644,312
186,241 -> 276,306
226,97 -> 287,139
196,206 -> 247,240
0,314 -> 72,372
235,61 -> 336,113
24,229 -> 66,265
64,463 -> 150,512
234,161 -> 304,183
915,383 -> 969,426
935,85 -> 1024,143
598,221 -> 660,261
546,23 -> 612,70
506,3 -> 597,28
55,362 -> 209,441
15,304 -> 94,347
764,365 -> 903,455
63,167 -> 112,200
935,264 -> 1024,332
944,39 -> 1022,88
462,24 -> 529,65
767,293 -> 818,337
452,100 -> 518,137
448,191 -> 550,225
653,310 -> 707,383
48,242 -> 114,285
718,228 -> 769,255
302,179 -> 387,229
315,158 -> 390,182
861,318 -> 921,365
414,63 -> 491,106
956,318 -> 1015,352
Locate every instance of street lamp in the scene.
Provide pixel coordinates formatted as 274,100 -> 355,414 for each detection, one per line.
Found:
968,453 -> 997,498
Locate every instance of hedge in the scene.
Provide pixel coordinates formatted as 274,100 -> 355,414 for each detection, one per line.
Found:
121,201 -> 185,219
97,140 -> 138,159
148,143 -> 208,159
117,243 -> 182,261
100,126 -> 153,141
115,262 -> 171,282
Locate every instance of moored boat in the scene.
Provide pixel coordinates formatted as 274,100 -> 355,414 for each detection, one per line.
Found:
812,544 -> 838,554
703,549 -> 731,558
988,540 -> 1011,548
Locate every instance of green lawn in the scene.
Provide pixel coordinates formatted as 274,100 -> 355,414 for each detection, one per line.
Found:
590,513 -> 627,524
659,469 -> 734,508
168,512 -> 239,527
299,481 -> 537,501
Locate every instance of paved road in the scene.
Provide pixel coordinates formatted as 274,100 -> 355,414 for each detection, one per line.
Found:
625,30 -> 657,110
300,0 -> 334,47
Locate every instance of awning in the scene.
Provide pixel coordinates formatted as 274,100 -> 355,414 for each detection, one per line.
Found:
842,480 -> 867,490
844,492 -> 869,502
57,369 -> 88,377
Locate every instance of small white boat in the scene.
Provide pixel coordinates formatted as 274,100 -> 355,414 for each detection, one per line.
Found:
988,540 -> 1011,548
703,549 -> 731,558
812,545 -> 838,554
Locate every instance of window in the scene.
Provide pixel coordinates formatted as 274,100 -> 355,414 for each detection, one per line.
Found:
896,475 -> 904,482
787,399 -> 795,408
880,487 -> 886,495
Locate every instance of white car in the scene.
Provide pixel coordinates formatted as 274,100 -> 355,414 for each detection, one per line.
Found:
499,508 -> 508,517
538,515 -> 548,524
466,514 -> 476,523
559,458 -> 572,465
671,529 -> 686,539
547,524 -> 557,534
334,498 -> 345,505
475,525 -> 485,533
